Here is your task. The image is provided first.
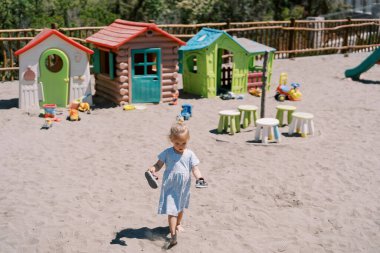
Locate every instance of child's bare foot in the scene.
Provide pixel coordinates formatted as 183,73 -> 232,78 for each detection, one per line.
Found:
176,225 -> 185,232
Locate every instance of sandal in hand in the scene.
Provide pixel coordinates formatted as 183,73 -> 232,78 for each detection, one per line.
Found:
195,178 -> 208,188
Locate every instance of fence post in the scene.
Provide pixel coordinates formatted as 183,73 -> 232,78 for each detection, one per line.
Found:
260,51 -> 269,118
225,18 -> 231,35
288,18 -> 296,58
342,17 -> 351,55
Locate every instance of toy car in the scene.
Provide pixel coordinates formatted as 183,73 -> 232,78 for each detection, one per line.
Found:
275,82 -> 302,102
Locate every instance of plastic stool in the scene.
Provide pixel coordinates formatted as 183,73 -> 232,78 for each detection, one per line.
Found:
255,118 -> 280,144
288,112 -> 314,137
275,105 -> 296,126
238,105 -> 258,128
217,110 -> 241,135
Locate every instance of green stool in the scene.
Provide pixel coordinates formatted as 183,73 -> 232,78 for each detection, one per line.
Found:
217,110 -> 241,135
238,105 -> 258,128
275,105 -> 296,127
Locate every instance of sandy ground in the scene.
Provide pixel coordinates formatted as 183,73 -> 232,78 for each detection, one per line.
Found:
1,52 -> 380,253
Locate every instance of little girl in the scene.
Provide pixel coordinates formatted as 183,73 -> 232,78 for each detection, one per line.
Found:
147,122 -> 207,248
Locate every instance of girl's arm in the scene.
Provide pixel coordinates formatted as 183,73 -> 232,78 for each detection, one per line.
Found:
192,165 -> 203,180
148,160 -> 164,174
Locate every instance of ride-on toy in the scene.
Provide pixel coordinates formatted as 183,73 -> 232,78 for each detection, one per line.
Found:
275,82 -> 302,102
274,72 -> 302,102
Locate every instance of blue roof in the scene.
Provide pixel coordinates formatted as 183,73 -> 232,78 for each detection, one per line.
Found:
179,28 -> 276,54
179,28 -> 227,51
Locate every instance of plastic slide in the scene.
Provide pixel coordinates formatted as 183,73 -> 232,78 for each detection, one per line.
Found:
344,47 -> 380,80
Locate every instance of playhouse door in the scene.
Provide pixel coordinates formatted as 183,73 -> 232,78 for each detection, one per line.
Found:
131,48 -> 161,103
39,48 -> 70,107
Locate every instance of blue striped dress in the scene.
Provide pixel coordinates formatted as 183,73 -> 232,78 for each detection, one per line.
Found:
157,147 -> 200,216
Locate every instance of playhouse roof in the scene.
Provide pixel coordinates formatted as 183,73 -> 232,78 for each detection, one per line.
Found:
235,38 -> 276,53
86,19 -> 186,49
15,29 -> 94,56
179,28 -> 228,51
179,28 -> 276,54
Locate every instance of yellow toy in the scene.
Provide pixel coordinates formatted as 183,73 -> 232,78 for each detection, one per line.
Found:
78,102 -> 90,113
68,109 -> 81,121
123,105 -> 136,111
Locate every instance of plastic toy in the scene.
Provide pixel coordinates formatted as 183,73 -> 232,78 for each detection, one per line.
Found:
68,109 -> 81,121
41,119 -> 53,130
181,104 -> 193,120
78,102 -> 91,113
123,105 -> 136,111
179,28 -> 275,98
248,87 -> 262,97
274,73 -> 302,102
43,104 -> 57,118
15,29 -> 94,110
275,82 -> 302,102
169,90 -> 179,105
86,19 -> 185,105
220,91 -> 236,100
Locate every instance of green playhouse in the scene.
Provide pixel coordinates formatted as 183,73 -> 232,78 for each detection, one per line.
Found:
179,28 -> 276,98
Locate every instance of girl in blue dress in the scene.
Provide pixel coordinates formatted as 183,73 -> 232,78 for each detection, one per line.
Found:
147,123 -> 207,248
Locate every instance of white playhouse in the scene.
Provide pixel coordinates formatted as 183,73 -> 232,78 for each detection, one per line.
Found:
15,29 -> 94,109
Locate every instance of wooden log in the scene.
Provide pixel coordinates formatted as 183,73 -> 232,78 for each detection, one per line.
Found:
161,54 -> 179,61
162,79 -> 178,85
120,88 -> 129,96
95,74 -> 124,90
162,97 -> 174,103
120,83 -> 129,89
95,80 -> 122,95
116,69 -> 128,76
116,55 -> 129,63
162,85 -> 177,92
117,50 -> 128,57
118,75 -> 128,83
118,62 -> 128,70
95,87 -> 122,102
121,95 -> 129,101
162,66 -> 178,73
162,72 -> 178,80
162,91 -> 174,98
162,60 -> 178,67
95,90 -> 120,104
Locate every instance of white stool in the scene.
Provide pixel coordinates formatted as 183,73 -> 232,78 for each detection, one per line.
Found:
288,112 -> 314,137
255,118 -> 281,144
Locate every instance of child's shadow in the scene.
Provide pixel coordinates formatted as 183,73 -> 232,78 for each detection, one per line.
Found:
110,226 -> 170,246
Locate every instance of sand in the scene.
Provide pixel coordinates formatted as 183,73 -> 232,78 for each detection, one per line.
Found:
1,52 -> 380,253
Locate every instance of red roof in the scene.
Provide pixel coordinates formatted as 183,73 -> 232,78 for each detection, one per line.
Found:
86,19 -> 185,49
15,29 -> 94,56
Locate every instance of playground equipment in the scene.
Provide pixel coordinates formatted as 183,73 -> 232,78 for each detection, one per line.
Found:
274,73 -> 302,102
345,47 -> 380,80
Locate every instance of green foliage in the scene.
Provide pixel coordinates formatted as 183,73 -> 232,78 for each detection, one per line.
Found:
0,0 -> 349,29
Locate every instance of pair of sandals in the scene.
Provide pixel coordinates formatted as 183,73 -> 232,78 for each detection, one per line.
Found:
145,171 -> 208,189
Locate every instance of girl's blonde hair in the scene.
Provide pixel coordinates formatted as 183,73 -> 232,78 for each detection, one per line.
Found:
169,123 -> 190,140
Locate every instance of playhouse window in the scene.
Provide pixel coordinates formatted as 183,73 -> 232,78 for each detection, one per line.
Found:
100,50 -> 110,75
45,54 -> 63,73
187,55 -> 197,73
134,51 -> 158,75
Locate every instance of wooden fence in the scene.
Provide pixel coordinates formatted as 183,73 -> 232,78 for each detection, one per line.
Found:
1,18 -> 380,81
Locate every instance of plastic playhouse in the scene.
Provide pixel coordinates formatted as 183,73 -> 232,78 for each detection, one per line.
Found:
178,28 -> 276,98
86,19 -> 185,105
15,29 -> 94,110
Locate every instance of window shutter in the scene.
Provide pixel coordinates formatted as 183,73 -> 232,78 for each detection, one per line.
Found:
93,48 -> 100,74
109,52 -> 115,80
